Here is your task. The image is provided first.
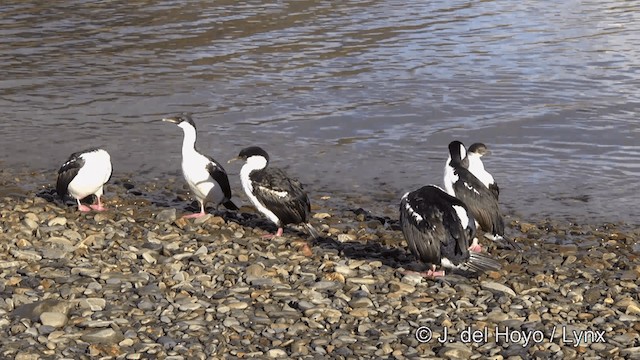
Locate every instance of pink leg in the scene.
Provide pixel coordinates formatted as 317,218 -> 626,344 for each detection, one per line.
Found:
89,196 -> 107,211
77,199 -> 91,212
262,227 -> 284,239
402,265 -> 446,278
183,202 -> 206,219
468,238 -> 483,253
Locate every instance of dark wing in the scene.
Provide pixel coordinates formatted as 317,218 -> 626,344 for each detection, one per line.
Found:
489,182 -> 500,200
251,168 -> 310,225
400,187 -> 470,267
205,159 -> 233,201
453,167 -> 504,236
56,154 -> 85,198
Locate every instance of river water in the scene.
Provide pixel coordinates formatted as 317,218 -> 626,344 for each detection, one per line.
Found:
1,1 -> 639,223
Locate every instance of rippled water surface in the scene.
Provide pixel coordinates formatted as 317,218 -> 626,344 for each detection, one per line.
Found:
1,1 -> 639,222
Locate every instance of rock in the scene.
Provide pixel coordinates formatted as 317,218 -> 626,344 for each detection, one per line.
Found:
47,217 -> 67,226
156,209 -> 177,223
337,234 -> 356,242
78,298 -> 107,311
39,312 -> 67,328
267,349 -> 287,358
80,329 -> 124,345
193,214 -> 212,225
481,281 -> 516,297
13,300 -> 72,322
438,343 -> 473,359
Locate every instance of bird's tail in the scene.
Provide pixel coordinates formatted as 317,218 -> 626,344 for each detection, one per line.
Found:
465,252 -> 501,273
484,233 -> 521,250
223,198 -> 240,211
305,223 -> 320,240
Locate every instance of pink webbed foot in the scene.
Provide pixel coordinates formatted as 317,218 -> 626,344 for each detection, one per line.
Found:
78,204 -> 92,212
183,212 -> 206,219
468,244 -> 483,253
262,227 -> 284,239
401,267 -> 446,279
424,269 -> 446,277
468,238 -> 483,253
90,204 -> 107,211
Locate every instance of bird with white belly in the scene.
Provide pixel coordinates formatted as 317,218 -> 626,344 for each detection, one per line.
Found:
163,113 -> 238,218
56,148 -> 112,212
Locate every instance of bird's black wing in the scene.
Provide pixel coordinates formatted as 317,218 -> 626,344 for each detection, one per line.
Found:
453,167 -> 504,235
205,158 -> 237,210
400,187 -> 470,266
251,168 -> 310,225
56,153 -> 85,199
489,182 -> 500,200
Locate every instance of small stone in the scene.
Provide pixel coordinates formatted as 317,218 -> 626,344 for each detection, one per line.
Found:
10,249 -> 42,261
350,308 -> 370,317
193,214 -> 212,225
156,209 -> 177,223
78,298 -> 107,311
347,277 -> 376,285
15,353 -> 41,360
142,252 -> 156,264
481,281 -> 516,297
312,281 -> 342,291
389,281 -> 415,294
313,213 -> 331,219
48,217 -> 67,226
350,298 -> 373,308
337,234 -> 356,242
80,329 -> 124,345
267,349 -> 287,358
23,218 -> 39,230
401,274 -> 423,286
39,312 -> 67,328
227,302 -> 249,310
438,343 -> 473,359
627,304 -> 640,315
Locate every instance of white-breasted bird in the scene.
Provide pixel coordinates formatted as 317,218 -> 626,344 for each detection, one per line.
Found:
229,146 -> 319,243
163,113 -> 237,218
444,140 -> 520,250
467,142 -> 499,200
56,148 -> 112,212
399,185 -> 501,277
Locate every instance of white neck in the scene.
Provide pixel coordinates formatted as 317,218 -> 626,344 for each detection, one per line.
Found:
180,125 -> 198,156
241,156 -> 267,173
443,155 -> 457,196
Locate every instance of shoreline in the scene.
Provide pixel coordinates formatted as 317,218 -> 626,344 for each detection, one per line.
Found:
1,169 -> 639,358
1,167 -> 636,228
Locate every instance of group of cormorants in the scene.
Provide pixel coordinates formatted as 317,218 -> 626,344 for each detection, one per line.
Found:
56,113 -> 515,277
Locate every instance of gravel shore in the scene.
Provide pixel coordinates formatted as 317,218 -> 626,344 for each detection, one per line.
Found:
1,170 -> 639,359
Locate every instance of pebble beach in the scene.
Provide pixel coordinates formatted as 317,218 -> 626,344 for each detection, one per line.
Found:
1,170 -> 639,360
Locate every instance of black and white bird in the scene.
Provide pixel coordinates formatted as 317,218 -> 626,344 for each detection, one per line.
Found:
467,143 -> 499,199
56,148 -> 112,212
444,140 -> 520,250
229,146 -> 319,243
163,113 -> 238,218
399,185 -> 501,277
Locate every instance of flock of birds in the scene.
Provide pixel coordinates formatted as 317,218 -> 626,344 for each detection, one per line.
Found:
55,113 -> 517,278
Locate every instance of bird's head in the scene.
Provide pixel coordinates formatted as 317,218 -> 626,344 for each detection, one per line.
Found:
468,143 -> 490,157
162,113 -> 196,130
228,146 -> 270,165
448,140 -> 468,167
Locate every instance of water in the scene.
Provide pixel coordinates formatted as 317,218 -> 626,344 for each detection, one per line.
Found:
1,1 -> 639,223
